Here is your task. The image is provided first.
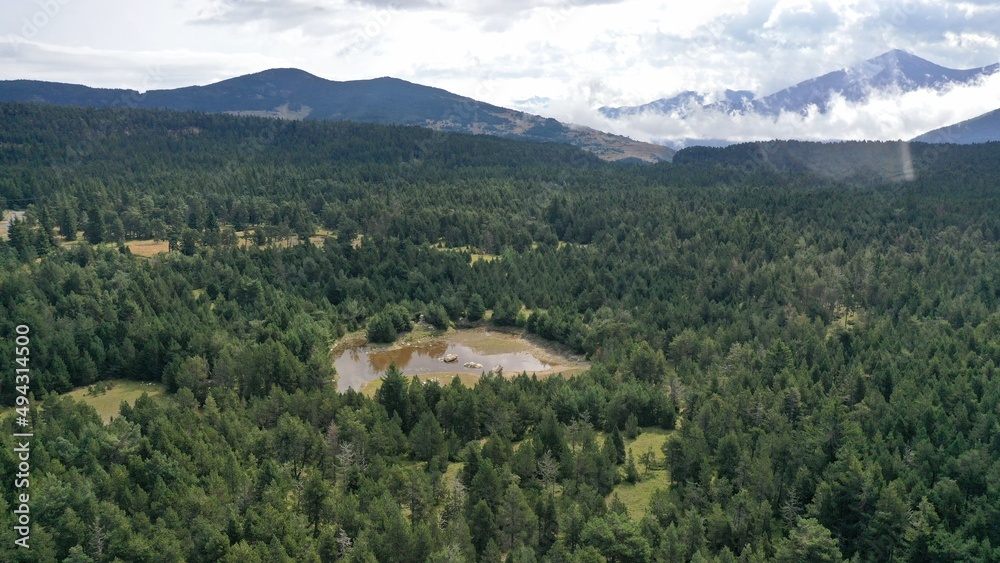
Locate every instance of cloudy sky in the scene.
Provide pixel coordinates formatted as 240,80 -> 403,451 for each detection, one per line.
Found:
3,0 -> 999,143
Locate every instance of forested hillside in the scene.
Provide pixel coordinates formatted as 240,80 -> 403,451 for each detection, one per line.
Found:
0,72 -> 675,163
1,101 -> 998,561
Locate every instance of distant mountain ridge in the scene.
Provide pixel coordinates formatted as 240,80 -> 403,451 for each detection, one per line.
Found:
601,50 -> 998,119
912,108 -> 1000,144
752,49 -> 998,115
0,69 -> 674,162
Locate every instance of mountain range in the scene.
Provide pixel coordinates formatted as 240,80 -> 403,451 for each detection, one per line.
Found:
0,69 -> 674,163
2,49 -> 997,155
912,108 -> 1000,144
601,50 -> 999,119
600,50 -> 1000,147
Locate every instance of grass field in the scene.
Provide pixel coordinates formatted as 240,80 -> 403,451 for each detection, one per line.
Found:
64,380 -> 166,423
232,227 -> 333,249
60,238 -> 170,257
125,239 -> 170,256
608,427 -> 672,519
443,461 -> 464,489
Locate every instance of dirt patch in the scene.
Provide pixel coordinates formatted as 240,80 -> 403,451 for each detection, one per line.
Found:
448,327 -> 587,368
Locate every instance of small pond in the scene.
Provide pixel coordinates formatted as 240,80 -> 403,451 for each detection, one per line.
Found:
333,331 -> 564,391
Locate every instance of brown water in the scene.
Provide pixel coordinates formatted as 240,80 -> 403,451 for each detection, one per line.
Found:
334,337 -> 553,391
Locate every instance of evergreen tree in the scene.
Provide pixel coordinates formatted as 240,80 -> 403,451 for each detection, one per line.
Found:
467,293 -> 486,321
497,484 -> 538,551
84,209 -> 105,244
367,313 -> 398,344
492,295 -> 521,326
470,501 -> 498,555
410,411 -> 445,461
610,426 -> 626,464
376,364 -> 412,428
774,517 -> 843,563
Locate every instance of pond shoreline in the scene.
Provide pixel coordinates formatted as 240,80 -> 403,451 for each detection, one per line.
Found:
330,324 -> 589,393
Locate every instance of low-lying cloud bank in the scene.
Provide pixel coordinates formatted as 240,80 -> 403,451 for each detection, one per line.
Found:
540,72 -> 1000,147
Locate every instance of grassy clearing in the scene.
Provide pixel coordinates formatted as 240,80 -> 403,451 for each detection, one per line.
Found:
232,227 -> 332,250
834,304 -> 862,329
608,428 -> 672,520
59,238 -> 170,257
827,304 -> 864,340
64,379 -> 166,423
235,233 -> 299,249
308,227 -> 333,248
625,427 -> 671,459
0,211 -> 12,238
57,234 -> 86,248
0,210 -> 28,239
398,323 -> 447,343
431,242 -> 498,264
443,462 -> 464,489
470,253 -> 498,264
126,239 -> 170,257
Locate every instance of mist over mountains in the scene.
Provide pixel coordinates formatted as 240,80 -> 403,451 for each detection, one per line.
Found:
597,50 -> 1000,148
2,50 -> 997,153
601,50 -> 998,118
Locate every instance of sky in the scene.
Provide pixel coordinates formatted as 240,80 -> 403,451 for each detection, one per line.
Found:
2,0 -> 999,144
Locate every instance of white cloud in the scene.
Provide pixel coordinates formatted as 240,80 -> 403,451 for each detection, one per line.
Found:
0,40 -> 289,90
2,0 -> 1000,144
568,71 -> 1000,145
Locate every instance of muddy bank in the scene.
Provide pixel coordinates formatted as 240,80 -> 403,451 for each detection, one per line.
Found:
332,326 -> 589,392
